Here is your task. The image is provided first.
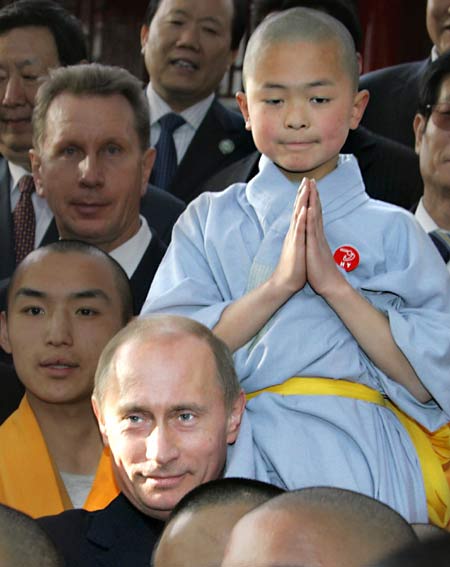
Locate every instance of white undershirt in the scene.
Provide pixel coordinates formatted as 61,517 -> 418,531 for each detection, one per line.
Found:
60,470 -> 95,509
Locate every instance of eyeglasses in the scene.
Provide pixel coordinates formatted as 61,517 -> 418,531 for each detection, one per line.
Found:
426,102 -> 450,131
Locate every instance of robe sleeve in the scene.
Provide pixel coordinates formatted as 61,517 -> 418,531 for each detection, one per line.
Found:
358,213 -> 450,430
141,194 -> 234,328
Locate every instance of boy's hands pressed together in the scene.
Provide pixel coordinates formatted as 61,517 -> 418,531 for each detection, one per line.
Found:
271,177 -> 308,295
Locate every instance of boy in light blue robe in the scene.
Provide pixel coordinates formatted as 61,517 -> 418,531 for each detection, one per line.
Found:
142,8 -> 450,524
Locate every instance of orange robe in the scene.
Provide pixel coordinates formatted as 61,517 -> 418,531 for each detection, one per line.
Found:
0,396 -> 119,518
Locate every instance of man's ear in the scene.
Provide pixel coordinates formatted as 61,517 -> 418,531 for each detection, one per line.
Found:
140,24 -> 149,52
236,92 -> 251,131
92,396 -> 109,446
29,149 -> 45,197
0,311 -> 11,354
349,89 -> 370,130
413,113 -> 426,156
226,389 -> 246,444
141,147 -> 156,196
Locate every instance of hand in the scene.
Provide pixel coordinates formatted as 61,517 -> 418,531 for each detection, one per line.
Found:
306,179 -> 346,296
270,177 -> 308,296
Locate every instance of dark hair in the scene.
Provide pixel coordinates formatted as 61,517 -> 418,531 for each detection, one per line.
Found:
143,0 -> 248,51
250,0 -> 362,50
0,0 -> 87,66
417,49 -> 450,121
168,477 -> 284,519
0,503 -> 64,566
6,240 -> 134,325
33,63 -> 150,152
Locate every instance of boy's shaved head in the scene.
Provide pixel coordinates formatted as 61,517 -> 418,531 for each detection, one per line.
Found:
243,7 -> 359,91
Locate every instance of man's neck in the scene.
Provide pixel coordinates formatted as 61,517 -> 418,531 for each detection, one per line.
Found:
423,187 -> 450,230
26,392 -> 103,475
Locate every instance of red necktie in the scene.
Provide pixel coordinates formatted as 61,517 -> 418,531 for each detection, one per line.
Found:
13,175 -> 36,264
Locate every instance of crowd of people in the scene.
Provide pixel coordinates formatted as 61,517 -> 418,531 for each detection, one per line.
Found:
0,0 -> 450,565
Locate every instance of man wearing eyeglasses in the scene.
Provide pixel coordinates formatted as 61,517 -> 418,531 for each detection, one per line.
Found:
414,49 -> 450,271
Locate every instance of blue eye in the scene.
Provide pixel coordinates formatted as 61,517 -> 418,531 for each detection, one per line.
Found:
179,413 -> 195,422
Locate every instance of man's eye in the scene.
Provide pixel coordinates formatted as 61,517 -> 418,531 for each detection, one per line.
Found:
105,144 -> 121,156
62,146 -> 77,157
127,415 -> 143,424
178,412 -> 195,423
22,75 -> 39,81
23,306 -> 44,316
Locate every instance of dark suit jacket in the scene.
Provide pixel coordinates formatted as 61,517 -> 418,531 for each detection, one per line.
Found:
38,493 -> 164,567
0,152 -> 184,280
163,97 -> 255,203
131,231 -> 166,314
359,58 -> 430,149
202,126 -> 423,210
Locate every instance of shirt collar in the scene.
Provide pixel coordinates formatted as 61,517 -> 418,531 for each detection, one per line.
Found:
415,197 -> 440,233
9,161 -> 32,192
108,215 -> 152,278
146,82 -> 214,130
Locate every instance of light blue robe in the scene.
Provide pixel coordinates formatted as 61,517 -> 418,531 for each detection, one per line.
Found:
142,155 -> 450,522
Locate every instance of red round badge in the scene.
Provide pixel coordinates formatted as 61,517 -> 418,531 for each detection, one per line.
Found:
333,245 -> 360,272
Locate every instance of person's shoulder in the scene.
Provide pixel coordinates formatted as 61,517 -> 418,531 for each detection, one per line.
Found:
360,58 -> 428,87
209,97 -> 245,129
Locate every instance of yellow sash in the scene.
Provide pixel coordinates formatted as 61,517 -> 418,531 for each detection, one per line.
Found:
0,396 -> 119,518
247,377 -> 450,528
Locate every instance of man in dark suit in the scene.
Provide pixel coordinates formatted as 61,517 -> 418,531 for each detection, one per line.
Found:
39,315 -> 246,567
140,0 -> 255,203
360,0 -> 450,149
0,0 -> 87,280
30,63 -> 177,314
203,0 -> 423,210
0,0 -> 185,284
413,50 -> 450,270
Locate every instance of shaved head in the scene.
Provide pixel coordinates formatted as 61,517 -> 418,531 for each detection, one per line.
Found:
243,7 -> 359,91
222,487 -> 417,567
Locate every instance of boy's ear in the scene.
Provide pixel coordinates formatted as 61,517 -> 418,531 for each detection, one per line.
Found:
236,91 -> 251,130
349,89 -> 370,130
413,113 -> 426,156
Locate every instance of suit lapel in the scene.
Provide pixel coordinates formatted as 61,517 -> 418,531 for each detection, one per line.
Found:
169,99 -> 252,202
130,232 -> 167,314
86,494 -> 163,567
0,159 -> 15,279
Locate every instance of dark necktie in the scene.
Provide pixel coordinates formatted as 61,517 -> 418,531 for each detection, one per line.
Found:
429,229 -> 450,264
150,113 -> 185,191
13,175 -> 36,264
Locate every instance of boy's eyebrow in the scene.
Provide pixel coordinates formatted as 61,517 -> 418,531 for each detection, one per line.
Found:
261,79 -> 336,90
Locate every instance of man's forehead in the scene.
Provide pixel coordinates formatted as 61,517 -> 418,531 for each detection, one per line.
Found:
155,0 -> 234,26
0,25 -> 58,60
